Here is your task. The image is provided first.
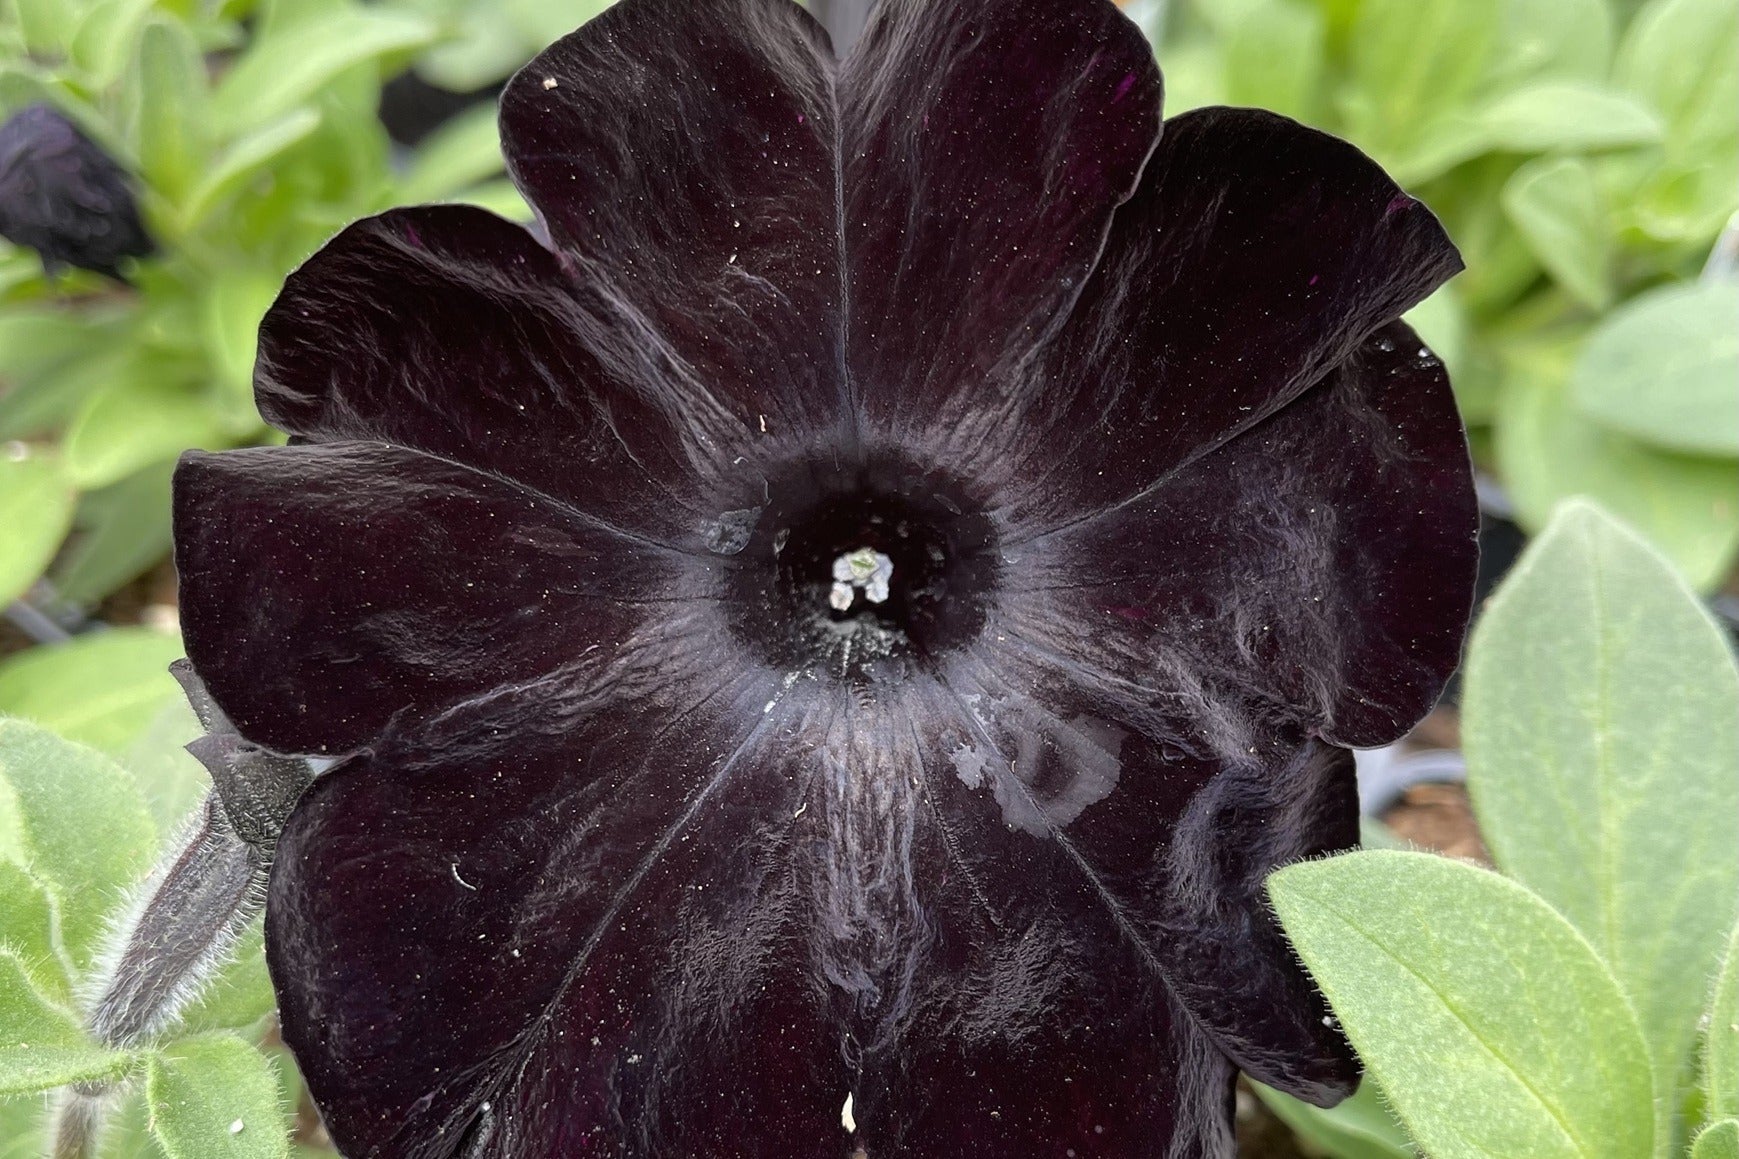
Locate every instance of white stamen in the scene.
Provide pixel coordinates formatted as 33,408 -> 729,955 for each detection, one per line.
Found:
829,547 -> 893,612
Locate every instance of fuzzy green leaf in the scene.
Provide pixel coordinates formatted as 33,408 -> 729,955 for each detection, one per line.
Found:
1253,1079 -> 1415,1158
212,10 -> 435,137
0,448 -> 75,608
64,379 -> 231,491
1269,850 -> 1655,1159
0,718 -> 155,969
1571,281 -> 1739,458
1695,1122 -> 1739,1159
0,629 -> 184,755
1495,337 -> 1739,591
1501,156 -> 1611,311
0,950 -> 131,1096
0,862 -> 67,1002
146,1035 -> 288,1159
1708,924 -> 1739,1119
1465,501 -> 1739,1099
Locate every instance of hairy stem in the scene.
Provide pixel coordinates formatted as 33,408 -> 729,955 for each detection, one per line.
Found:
86,794 -> 265,1047
48,1086 -> 107,1159
47,792 -> 268,1152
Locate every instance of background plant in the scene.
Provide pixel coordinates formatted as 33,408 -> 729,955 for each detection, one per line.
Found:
1265,500 -> 1739,1159
0,0 -> 526,622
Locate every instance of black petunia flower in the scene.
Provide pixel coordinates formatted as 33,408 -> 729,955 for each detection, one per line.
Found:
172,0 -> 1476,1153
0,104 -> 153,280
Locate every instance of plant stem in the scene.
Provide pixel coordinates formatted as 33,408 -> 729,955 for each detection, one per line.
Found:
87,795 -> 265,1047
46,792 -> 268,1153
48,1086 -> 106,1159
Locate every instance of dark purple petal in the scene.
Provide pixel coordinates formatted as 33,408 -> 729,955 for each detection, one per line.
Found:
998,320 -> 1477,750
173,441 -> 714,755
840,680 -> 1238,1156
499,0 -> 848,443
195,1 -> 1483,1150
254,205 -> 762,547
928,643 -> 1358,1105
841,0 -> 1162,440
974,107 -> 1462,528
1149,740 -> 1360,1102
273,665 -> 1259,1157
268,654 -> 846,1158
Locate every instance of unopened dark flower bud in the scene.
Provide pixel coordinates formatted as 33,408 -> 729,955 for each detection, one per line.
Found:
0,104 -> 153,280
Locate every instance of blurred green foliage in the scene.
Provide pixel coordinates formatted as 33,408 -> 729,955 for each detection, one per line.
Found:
0,0 -> 527,616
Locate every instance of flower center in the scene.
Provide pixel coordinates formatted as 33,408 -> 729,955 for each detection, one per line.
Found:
828,547 -> 894,611
723,457 -> 999,680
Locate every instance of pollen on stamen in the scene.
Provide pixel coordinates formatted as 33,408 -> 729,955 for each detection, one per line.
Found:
828,547 -> 893,612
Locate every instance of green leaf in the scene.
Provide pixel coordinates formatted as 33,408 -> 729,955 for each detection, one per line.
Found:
11,0 -> 79,56
1344,0 -> 1498,159
212,9 -> 435,137
399,102 -> 506,203
0,950 -> 131,1096
0,1095 -> 48,1159
1253,1079 -> 1416,1158
1616,0 -> 1739,159
50,461 -> 175,609
0,333 -> 133,442
1695,1122 -> 1739,1159
0,447 -> 75,608
0,307 -> 122,387
1153,33 -> 1225,116
0,718 -> 155,969
1483,0 -> 1614,91
0,862 -> 68,1001
0,628 -> 185,755
178,108 -> 323,231
201,266 -> 282,422
68,0 -> 159,89
120,699 -> 210,837
1221,0 -> 1324,120
146,1034 -> 288,1159
126,17 -> 210,204
1403,285 -> 1467,380
1708,924 -> 1739,1119
63,378 -> 230,491
1495,337 -> 1739,590
1269,850 -> 1655,1159
1473,80 -> 1662,152
1388,83 -> 1662,185
1570,281 -> 1739,457
501,0 -> 613,46
451,179 -> 533,222
1464,500 -> 1739,1101
1501,156 -> 1611,310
